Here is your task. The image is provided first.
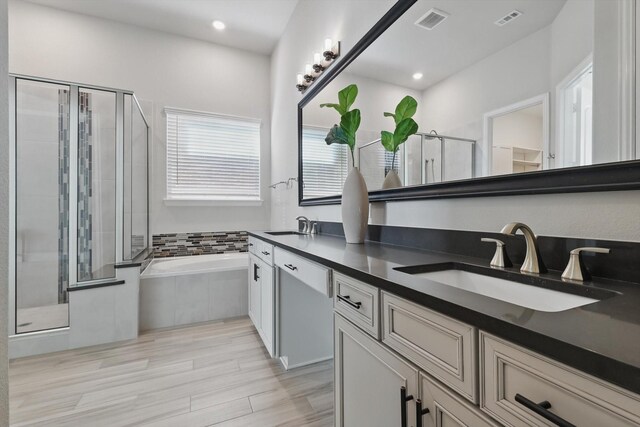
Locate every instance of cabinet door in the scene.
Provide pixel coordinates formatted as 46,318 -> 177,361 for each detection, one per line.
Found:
260,262 -> 274,356
419,373 -> 499,427
248,253 -> 262,332
335,313 -> 420,427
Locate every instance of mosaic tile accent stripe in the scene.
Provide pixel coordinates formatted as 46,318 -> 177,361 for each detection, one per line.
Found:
77,91 -> 93,281
58,89 -> 70,304
153,231 -> 248,258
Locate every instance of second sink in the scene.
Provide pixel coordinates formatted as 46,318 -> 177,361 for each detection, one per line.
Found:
265,231 -> 306,236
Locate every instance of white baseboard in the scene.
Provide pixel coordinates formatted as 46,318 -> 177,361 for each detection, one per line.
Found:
280,354 -> 333,371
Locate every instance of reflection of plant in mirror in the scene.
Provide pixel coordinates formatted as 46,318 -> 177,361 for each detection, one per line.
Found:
320,84 -> 361,167
381,95 -> 419,170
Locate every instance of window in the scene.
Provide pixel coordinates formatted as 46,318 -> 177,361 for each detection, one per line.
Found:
166,108 -> 261,201
302,126 -> 349,198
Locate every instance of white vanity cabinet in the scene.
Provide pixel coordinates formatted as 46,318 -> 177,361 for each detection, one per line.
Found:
248,252 -> 261,328
248,237 -> 275,357
480,332 -> 640,427
335,313 -> 419,427
333,272 -> 640,427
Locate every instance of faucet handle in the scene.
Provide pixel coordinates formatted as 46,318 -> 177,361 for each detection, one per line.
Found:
481,238 -> 513,268
561,247 -> 611,282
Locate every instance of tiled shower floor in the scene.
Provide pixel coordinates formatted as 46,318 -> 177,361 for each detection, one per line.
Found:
16,303 -> 69,333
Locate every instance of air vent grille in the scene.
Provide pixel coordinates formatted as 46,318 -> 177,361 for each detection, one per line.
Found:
495,10 -> 523,26
415,8 -> 449,30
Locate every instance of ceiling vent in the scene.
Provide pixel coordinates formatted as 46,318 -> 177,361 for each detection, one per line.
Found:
495,10 -> 523,26
415,8 -> 450,30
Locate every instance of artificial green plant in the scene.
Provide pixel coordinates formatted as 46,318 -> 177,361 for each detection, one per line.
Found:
381,96 -> 419,171
320,84 -> 361,167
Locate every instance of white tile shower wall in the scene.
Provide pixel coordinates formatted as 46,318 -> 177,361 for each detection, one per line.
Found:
270,0 -> 640,242
8,0 -> 271,235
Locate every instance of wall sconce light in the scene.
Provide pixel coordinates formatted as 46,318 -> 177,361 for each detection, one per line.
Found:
296,38 -> 341,93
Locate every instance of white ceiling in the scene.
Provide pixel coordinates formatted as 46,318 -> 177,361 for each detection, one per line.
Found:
350,0 -> 567,90
23,0 -> 299,54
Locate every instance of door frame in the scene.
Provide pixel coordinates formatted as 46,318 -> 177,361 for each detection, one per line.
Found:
555,54 -> 594,169
482,93 -> 550,174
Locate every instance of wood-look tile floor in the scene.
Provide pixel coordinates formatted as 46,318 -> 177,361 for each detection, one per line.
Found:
8,317 -> 334,427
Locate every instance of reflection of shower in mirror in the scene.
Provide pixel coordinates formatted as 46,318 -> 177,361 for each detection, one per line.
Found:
357,131 -> 475,191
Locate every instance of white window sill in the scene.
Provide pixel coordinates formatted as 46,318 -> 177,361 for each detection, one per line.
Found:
163,198 -> 263,207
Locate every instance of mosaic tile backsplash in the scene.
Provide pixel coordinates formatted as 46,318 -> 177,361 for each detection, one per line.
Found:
153,231 -> 248,258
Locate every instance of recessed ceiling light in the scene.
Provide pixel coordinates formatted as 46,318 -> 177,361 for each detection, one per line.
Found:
212,20 -> 226,30
412,72 -> 423,80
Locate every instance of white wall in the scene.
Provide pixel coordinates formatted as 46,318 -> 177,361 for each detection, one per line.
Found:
271,0 -> 640,242
270,0 -> 396,227
0,0 -> 9,421
8,0 -> 272,235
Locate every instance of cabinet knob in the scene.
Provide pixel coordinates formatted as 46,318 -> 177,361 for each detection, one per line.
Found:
416,399 -> 430,427
400,386 -> 414,427
515,393 -> 575,427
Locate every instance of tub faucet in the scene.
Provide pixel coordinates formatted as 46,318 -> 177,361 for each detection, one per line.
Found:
296,216 -> 311,234
500,222 -> 547,274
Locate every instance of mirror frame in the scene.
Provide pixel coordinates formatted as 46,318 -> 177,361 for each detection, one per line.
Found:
298,0 -> 640,206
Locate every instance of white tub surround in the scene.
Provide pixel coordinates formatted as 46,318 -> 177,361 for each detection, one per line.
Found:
143,252 -> 248,278
140,253 -> 248,331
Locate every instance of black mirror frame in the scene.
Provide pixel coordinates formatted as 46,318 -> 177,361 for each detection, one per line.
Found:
298,0 -> 640,206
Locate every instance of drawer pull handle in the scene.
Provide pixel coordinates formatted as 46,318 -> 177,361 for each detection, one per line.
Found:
248,243 -> 254,246
337,294 -> 362,309
253,263 -> 260,281
284,263 -> 297,271
261,251 -> 270,256
400,386 -> 414,427
515,394 -> 576,427
415,399 -> 430,427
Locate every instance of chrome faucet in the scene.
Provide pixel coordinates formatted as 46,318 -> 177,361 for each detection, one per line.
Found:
296,215 -> 311,234
500,222 -> 547,274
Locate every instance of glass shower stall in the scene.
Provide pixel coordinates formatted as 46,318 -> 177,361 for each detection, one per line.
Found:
8,75 -> 149,335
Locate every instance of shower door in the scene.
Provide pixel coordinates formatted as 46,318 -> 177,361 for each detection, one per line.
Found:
14,78 -> 71,333
11,76 -> 145,335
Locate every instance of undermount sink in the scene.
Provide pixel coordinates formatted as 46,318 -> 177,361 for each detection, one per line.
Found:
265,231 -> 307,236
394,263 -> 611,312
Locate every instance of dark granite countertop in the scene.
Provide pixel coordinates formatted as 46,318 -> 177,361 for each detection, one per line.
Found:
249,230 -> 640,395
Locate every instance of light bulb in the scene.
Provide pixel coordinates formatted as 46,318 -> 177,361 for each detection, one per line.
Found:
412,72 -> 423,80
212,20 -> 226,30
305,64 -> 312,75
324,38 -> 332,51
314,53 -> 322,64
297,74 -> 304,85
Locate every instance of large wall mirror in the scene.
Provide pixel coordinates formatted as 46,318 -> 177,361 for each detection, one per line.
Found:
299,0 -> 640,205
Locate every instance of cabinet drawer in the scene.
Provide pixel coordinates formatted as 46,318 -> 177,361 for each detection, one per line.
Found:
248,236 -> 260,256
274,247 -> 331,297
333,273 -> 379,339
249,236 -> 273,265
382,292 -> 477,403
480,332 -> 640,426
420,373 -> 500,427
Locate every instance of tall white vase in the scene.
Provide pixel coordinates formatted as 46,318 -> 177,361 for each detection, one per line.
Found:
382,170 -> 402,189
342,168 -> 369,244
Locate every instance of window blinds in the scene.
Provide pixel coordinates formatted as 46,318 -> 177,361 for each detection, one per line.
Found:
166,108 -> 261,201
302,127 -> 349,198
